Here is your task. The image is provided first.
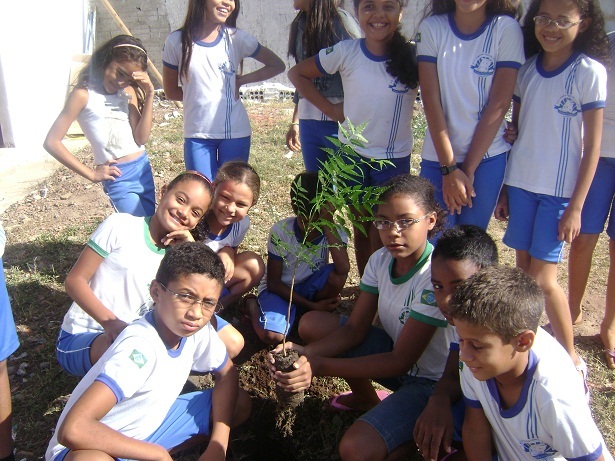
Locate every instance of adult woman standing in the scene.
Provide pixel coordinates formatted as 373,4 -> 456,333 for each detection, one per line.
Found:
286,0 -> 361,172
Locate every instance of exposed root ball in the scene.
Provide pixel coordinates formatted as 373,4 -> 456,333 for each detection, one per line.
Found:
272,349 -> 305,436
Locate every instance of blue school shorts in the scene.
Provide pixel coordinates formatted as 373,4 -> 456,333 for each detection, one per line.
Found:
299,119 -> 338,173
580,157 -> 615,238
0,258 -> 19,362
503,186 -> 569,262
102,152 -> 156,217
56,314 -> 229,377
339,154 -> 410,191
336,316 -> 442,452
53,389 -> 213,461
184,136 -> 251,181
420,154 -> 507,230
255,264 -> 335,335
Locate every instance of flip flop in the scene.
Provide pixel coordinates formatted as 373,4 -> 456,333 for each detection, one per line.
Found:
329,389 -> 390,411
439,449 -> 459,461
604,349 -> 615,370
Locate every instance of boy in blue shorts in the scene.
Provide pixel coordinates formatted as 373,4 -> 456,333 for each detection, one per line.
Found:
451,266 -> 612,461
45,242 -> 251,460
0,222 -> 20,461
245,171 -> 350,345
414,225 -> 498,461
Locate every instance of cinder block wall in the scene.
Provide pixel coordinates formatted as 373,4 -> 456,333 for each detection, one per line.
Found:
95,0 -> 615,88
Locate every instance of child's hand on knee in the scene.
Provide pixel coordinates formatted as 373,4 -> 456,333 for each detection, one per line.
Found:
311,296 -> 340,312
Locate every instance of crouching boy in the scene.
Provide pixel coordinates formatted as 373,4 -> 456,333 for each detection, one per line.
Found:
451,266 -> 612,461
46,242 -> 251,461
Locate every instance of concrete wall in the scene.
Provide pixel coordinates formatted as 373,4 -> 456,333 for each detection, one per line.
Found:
0,0 -> 88,163
94,0 -> 615,89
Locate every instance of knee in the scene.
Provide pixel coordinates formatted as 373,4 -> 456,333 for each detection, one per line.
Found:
339,427 -> 383,461
222,328 -> 245,360
256,329 -> 285,346
232,388 -> 252,427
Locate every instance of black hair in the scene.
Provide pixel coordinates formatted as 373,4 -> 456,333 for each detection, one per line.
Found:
352,0 -> 418,88
163,171 -> 213,242
214,161 -> 261,205
155,241 -> 225,288
290,171 -> 322,219
75,35 -> 149,111
433,225 -> 499,268
522,0 -> 610,64
378,174 -> 447,239
179,0 -> 241,82
449,266 -> 544,342
422,0 -> 521,19
288,0 -> 348,60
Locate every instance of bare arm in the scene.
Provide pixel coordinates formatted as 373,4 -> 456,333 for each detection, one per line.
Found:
461,67 -> 518,179
494,101 -> 520,221
125,72 -> 155,146
217,246 -> 236,283
419,61 -> 473,215
57,381 -> 171,460
162,66 -> 183,101
288,57 -> 343,122
43,88 -> 121,183
286,103 -> 301,151
64,246 -> 128,340
324,227 -> 350,276
236,46 -> 285,90
414,350 -> 461,460
462,406 -> 494,461
200,359 -> 239,461
558,108 -> 603,243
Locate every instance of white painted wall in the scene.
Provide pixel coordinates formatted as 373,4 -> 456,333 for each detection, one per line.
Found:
0,0 -> 88,168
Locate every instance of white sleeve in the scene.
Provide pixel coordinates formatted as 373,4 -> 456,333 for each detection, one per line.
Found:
579,59 -> 607,110
162,31 -> 182,70
359,250 -> 380,292
416,17 -> 439,62
316,40 -> 352,76
232,28 -> 260,59
495,17 -> 524,68
87,214 -> 126,258
97,335 -> 156,401
460,363 -> 482,408
192,324 -> 229,373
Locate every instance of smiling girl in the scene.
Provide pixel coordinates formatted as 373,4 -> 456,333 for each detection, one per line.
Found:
495,0 -> 609,373
45,35 -> 156,217
162,0 -> 285,180
56,171 -> 214,377
288,0 -> 418,276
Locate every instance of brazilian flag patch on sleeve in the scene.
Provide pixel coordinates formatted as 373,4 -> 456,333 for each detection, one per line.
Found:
325,46 -> 335,54
129,349 -> 147,369
420,289 -> 437,306
414,32 -> 421,43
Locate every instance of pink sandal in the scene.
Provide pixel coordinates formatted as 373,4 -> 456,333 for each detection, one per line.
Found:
329,389 -> 390,411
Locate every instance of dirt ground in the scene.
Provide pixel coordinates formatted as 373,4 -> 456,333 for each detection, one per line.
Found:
2,100 -> 613,460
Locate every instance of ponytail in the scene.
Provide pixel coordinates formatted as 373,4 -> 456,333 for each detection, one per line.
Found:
386,30 -> 418,89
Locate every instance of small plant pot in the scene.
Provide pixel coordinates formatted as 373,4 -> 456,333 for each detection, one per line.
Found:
272,349 -> 305,436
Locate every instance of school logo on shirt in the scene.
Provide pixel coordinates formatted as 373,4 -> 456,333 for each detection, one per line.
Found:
554,95 -> 581,117
389,78 -> 410,94
219,61 -> 235,76
398,306 -> 411,324
470,54 -> 495,76
129,349 -> 147,369
325,46 -> 335,55
420,289 -> 437,306
520,439 -> 558,459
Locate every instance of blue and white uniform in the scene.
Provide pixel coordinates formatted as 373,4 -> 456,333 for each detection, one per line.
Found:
204,216 -> 250,253
461,328 -> 613,461
347,244 -> 451,452
163,27 -> 261,179
580,32 -> 615,237
503,52 -> 607,261
46,311 -> 228,460
416,13 -> 524,229
77,88 -> 155,216
316,39 -> 417,160
256,217 -> 347,335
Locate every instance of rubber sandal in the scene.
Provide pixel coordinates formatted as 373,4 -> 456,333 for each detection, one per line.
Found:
604,349 -> 615,370
329,389 -> 390,411
439,449 -> 459,461
575,357 -> 589,403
